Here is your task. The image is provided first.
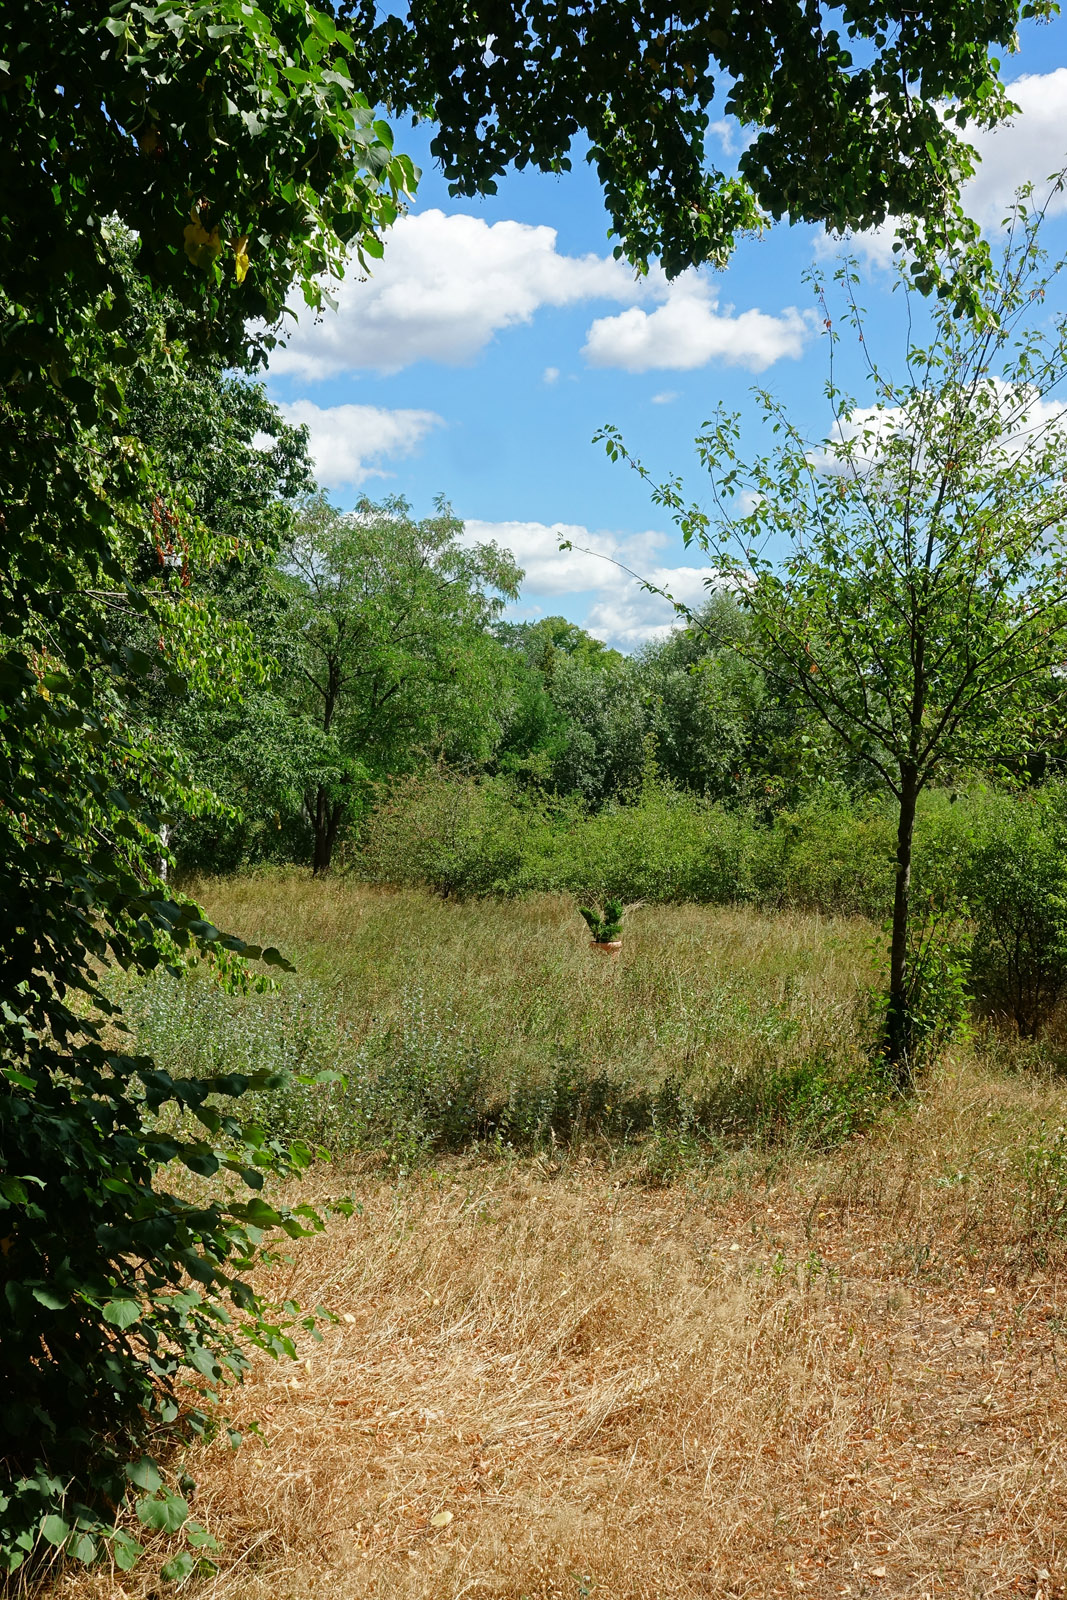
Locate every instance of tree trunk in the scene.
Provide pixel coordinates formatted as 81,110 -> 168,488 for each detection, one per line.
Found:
157,821 -> 171,884
885,768 -> 919,1083
310,787 -> 345,876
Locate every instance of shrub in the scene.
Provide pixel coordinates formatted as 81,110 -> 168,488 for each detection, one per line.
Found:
963,791 -> 1067,1037
355,771 -> 555,899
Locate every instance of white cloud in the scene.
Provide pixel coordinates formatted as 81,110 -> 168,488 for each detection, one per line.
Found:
269,209 -> 653,380
267,206 -> 817,381
582,281 -> 813,373
708,118 -> 741,158
584,568 -> 714,648
965,69 -> 1067,226
651,390 -> 679,404
461,517 -> 715,648
809,380 -> 1067,477
276,400 -> 443,489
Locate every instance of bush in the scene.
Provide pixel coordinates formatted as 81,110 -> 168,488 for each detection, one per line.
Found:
356,770 -> 897,910
355,771 -> 556,899
751,794 -> 894,916
963,790 -> 1067,1037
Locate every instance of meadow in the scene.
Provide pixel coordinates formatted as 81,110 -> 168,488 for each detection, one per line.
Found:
38,877 -> 1067,1600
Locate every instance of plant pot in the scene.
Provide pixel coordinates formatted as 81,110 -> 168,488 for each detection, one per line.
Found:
591,940 -> 622,955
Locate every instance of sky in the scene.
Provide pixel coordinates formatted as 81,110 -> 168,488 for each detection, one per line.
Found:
263,14 -> 1067,650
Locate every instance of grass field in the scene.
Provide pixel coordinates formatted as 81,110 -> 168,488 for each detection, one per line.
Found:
38,879 -> 1067,1600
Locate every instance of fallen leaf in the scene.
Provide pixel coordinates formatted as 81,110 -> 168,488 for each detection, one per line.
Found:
430,1510 -> 453,1528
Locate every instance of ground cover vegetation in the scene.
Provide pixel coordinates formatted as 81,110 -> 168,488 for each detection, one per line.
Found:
3,0 -> 1067,1587
40,885 -> 1067,1598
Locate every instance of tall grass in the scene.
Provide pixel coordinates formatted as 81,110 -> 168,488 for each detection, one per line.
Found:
115,885 -> 886,1168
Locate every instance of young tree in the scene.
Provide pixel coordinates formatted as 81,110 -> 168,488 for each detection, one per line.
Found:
602,195 -> 1067,1078
282,495 -> 522,873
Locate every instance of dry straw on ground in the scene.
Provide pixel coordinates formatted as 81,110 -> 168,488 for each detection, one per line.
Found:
45,1066 -> 1067,1600
37,888 -> 1067,1599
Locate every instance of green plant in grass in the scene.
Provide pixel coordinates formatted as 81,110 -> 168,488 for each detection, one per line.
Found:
578,898 -> 625,944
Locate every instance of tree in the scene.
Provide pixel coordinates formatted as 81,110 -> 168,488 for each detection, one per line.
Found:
354,0 -> 1052,291
498,616 -> 625,678
282,495 -> 522,873
0,0 -> 413,1572
119,296 -> 331,874
635,595 -> 848,808
602,195 -> 1067,1078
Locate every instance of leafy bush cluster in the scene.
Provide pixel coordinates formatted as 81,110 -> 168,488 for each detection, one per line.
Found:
355,770 -> 897,914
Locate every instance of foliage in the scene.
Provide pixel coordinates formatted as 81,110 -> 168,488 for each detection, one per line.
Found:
355,767 -> 901,911
0,0 -> 414,1574
1,0 -> 414,372
279,493 -> 523,873
117,287 -> 326,874
351,0 -> 1048,297
601,195 -> 1067,1079
578,899 -> 625,944
965,791 -> 1067,1037
497,615 -> 625,677
490,595 -> 856,810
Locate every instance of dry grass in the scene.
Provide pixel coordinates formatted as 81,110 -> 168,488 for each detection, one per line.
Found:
44,1070 -> 1067,1600
40,884 -> 1067,1600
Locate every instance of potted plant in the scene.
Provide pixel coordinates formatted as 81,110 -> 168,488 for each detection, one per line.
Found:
578,897 -> 624,955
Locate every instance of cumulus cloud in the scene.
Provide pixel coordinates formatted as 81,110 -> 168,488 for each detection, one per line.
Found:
808,380 -> 1067,477
582,281 -> 813,373
275,400 -> 443,489
461,517 -> 715,648
269,209 -> 653,380
965,69 -> 1067,226
267,206 -> 817,381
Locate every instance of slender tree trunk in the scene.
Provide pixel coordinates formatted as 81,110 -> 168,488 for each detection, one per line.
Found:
886,767 -> 919,1083
157,821 -> 171,884
310,787 -> 345,876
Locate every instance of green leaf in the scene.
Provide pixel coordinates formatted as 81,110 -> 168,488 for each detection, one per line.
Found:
112,1530 -> 144,1571
103,1298 -> 140,1328
70,1531 -> 97,1564
160,1550 -> 196,1583
125,1456 -> 162,1492
31,1287 -> 68,1311
136,1493 -> 189,1535
40,1516 -> 69,1547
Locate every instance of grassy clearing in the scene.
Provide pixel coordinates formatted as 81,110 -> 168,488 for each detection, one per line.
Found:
39,879 -> 1067,1599
116,876 -> 884,1165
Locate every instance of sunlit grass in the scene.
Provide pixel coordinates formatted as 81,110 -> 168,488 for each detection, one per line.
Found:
117,876 -> 885,1162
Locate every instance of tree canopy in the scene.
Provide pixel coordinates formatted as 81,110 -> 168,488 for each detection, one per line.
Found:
352,0 -> 1053,283
281,494 -> 522,872
0,0 -> 412,1574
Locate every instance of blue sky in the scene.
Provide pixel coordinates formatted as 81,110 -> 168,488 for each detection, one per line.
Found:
265,15 -> 1067,648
